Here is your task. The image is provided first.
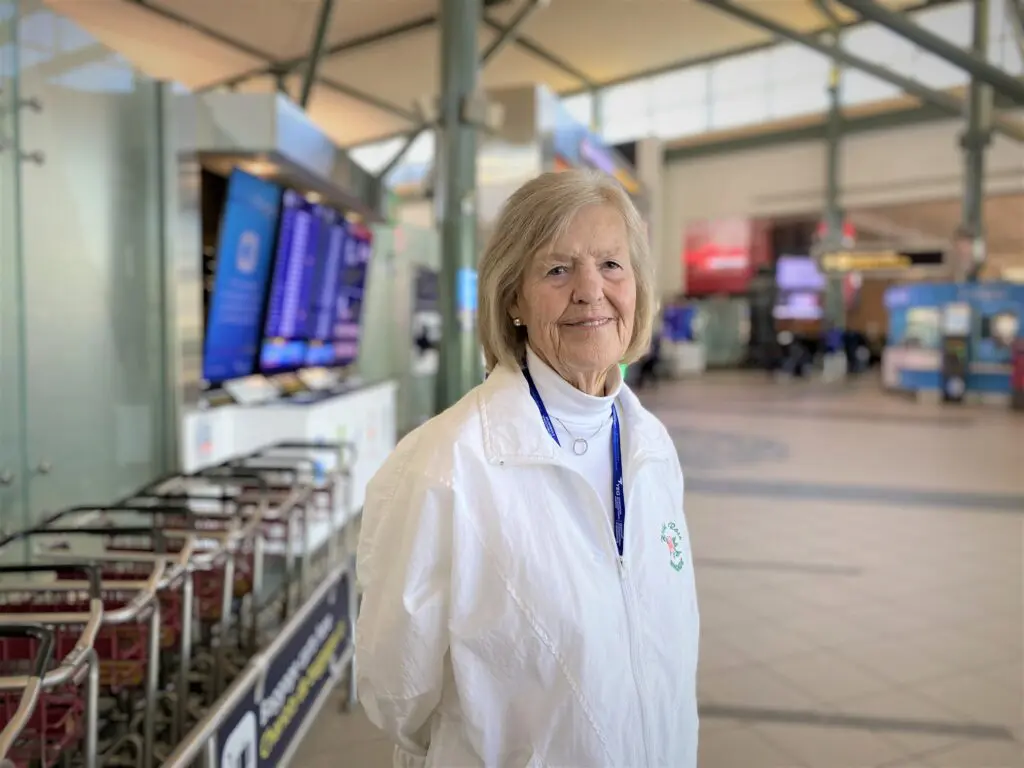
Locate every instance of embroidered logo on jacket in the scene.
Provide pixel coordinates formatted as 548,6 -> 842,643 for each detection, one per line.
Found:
660,522 -> 685,572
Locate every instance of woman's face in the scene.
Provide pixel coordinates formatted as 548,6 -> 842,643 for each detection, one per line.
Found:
512,203 -> 636,392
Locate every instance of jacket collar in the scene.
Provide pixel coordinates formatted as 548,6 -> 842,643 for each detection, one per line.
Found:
478,364 -> 673,466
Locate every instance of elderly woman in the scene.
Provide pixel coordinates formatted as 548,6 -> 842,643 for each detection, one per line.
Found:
356,169 -> 699,768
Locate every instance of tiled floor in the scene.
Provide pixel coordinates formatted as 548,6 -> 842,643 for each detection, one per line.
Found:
295,371 -> 1024,767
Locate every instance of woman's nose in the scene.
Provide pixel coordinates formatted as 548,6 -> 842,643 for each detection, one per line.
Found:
570,264 -> 603,304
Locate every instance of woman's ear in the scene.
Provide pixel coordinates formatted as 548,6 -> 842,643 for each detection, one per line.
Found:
508,294 -> 522,324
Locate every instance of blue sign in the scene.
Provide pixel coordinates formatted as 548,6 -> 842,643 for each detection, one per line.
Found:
216,569 -> 351,768
886,280 -> 1024,395
202,170 -> 283,384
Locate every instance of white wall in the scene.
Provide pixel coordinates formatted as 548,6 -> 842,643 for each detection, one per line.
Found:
660,117 -> 1024,296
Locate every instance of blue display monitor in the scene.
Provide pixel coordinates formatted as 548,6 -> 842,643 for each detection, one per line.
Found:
202,169 -> 283,385
303,212 -> 350,368
332,224 -> 373,367
259,190 -> 324,374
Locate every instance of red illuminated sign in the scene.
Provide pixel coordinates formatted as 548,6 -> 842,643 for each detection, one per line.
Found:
683,218 -> 770,296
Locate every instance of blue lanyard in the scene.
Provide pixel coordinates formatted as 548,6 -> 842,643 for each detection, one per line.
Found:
522,368 -> 627,558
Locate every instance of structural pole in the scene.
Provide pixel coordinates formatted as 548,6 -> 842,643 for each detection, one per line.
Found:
436,0 -> 482,409
961,0 -> 994,282
823,37 -> 843,250
821,18 -> 847,331
299,0 -> 336,108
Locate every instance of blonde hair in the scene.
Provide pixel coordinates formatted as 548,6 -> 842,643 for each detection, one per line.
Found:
478,169 -> 656,372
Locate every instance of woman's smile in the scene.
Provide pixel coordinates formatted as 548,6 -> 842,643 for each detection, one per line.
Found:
561,317 -> 615,329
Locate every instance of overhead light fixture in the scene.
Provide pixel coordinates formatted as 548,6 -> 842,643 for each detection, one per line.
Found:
241,157 -> 279,177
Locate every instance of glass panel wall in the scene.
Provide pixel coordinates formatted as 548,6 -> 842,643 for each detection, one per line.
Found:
1,0 -> 170,529
0,0 -> 29,536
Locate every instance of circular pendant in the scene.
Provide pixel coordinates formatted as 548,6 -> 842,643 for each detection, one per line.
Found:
572,438 -> 588,456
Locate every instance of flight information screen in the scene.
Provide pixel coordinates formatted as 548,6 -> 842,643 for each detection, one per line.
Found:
260,190 -> 323,372
202,169 -> 283,384
304,214 -> 349,367
332,226 -> 372,366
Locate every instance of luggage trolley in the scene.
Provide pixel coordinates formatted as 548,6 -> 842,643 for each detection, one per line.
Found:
0,625 -> 56,766
190,464 -> 315,625
123,470 -> 310,679
0,529 -> 173,768
62,492 -> 267,719
39,505 -> 210,748
233,439 -> 359,559
0,564 -> 104,768
218,441 -> 355,597
121,471 -> 270,667
0,566 -> 104,768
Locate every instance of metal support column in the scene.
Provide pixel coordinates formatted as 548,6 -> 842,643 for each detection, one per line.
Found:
436,0 -> 482,409
823,41 -> 844,250
961,0 -> 993,282
820,13 -> 847,332
300,0 -> 336,108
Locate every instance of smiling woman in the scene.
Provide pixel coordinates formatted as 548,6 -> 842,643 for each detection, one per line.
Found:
355,169 -> 699,768
477,169 -> 656,387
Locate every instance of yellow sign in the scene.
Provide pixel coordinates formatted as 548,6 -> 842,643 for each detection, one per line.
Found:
821,251 -> 912,272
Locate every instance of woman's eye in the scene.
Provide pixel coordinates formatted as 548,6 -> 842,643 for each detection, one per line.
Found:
547,265 -> 568,277
604,260 -> 623,270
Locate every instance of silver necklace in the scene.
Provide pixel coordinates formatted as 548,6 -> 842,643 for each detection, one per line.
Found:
552,414 -> 610,456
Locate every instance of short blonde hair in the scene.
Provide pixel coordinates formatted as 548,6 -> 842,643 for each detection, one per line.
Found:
478,169 -> 656,372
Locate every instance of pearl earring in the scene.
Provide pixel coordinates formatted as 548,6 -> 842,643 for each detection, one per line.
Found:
513,318 -> 522,327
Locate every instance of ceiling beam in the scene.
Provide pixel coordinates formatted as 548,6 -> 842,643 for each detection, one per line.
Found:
665,102 -> 952,162
299,0 -> 336,108
481,0 -> 543,66
214,14 -> 439,91
700,0 -> 1024,143
208,0 -> 512,91
131,0 -> 417,122
376,125 -> 429,181
481,14 -> 596,88
558,0 -> 959,97
833,0 -> 1024,105
374,0 -> 546,182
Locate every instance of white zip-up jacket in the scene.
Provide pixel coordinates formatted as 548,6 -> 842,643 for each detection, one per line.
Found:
356,363 -> 699,768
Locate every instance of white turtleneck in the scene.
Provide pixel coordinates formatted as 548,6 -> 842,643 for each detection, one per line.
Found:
525,345 -> 623,524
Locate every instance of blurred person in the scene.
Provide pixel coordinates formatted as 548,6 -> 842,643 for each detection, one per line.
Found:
356,169 -> 699,768
634,326 -> 662,389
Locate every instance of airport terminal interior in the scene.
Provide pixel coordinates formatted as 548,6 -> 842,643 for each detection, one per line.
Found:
0,0 -> 1022,766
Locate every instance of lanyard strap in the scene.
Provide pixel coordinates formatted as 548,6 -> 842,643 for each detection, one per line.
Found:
522,368 -> 627,558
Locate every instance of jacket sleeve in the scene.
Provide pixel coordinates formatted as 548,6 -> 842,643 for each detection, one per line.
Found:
355,442 -> 453,767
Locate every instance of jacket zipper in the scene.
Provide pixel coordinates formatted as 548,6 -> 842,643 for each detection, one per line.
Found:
617,556 -> 652,767
502,451 -> 666,764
